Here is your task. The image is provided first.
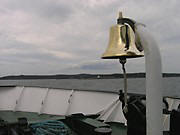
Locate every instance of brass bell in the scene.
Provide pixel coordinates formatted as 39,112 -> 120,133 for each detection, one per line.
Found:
101,13 -> 144,59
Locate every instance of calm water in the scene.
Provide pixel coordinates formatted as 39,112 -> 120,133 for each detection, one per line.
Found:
0,77 -> 180,98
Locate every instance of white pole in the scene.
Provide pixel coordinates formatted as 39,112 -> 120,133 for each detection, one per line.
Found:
136,25 -> 163,135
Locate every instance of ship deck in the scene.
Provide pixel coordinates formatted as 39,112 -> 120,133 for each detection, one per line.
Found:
0,110 -> 170,135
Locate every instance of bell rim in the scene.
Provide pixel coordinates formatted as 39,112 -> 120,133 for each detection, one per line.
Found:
101,55 -> 144,59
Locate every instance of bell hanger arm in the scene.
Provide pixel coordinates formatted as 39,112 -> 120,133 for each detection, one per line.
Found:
117,17 -> 136,32
117,13 -> 145,52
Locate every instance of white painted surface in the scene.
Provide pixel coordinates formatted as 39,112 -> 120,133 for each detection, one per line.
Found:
67,91 -> 118,115
137,25 -> 163,135
0,85 -> 179,131
15,87 -> 47,112
41,88 -> 73,115
14,86 -> 24,111
0,86 -> 125,122
39,88 -> 49,114
0,87 -> 22,110
65,89 -> 74,115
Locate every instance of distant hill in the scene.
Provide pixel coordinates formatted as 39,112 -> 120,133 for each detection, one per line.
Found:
0,73 -> 180,80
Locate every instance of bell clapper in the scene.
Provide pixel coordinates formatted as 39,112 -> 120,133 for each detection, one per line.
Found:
119,58 -> 128,113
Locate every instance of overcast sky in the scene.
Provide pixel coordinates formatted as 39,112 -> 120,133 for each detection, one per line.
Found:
0,0 -> 180,76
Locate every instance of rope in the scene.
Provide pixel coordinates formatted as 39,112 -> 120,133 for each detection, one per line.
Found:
119,58 -> 128,113
30,120 -> 71,135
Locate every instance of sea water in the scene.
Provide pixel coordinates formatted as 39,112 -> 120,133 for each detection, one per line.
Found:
0,78 -> 180,98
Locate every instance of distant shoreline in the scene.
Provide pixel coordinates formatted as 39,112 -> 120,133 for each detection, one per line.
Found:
1,73 -> 180,80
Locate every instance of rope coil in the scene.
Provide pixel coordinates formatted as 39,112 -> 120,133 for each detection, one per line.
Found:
30,120 -> 71,135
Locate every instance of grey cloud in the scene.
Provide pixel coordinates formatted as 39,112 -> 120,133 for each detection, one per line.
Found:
0,38 -> 73,64
0,0 -> 180,75
0,49 -> 58,64
1,0 -> 73,23
59,58 -> 146,74
59,60 -> 119,74
79,61 -> 118,70
0,38 -> 36,50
